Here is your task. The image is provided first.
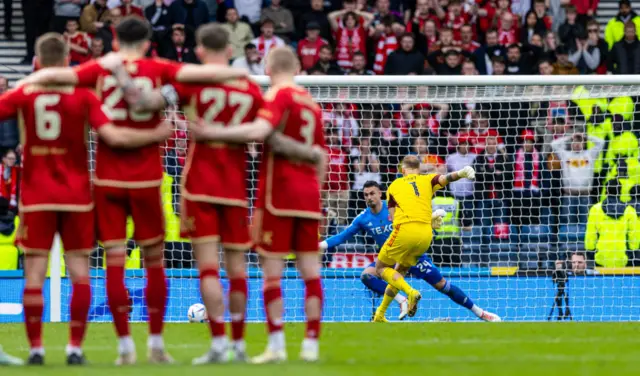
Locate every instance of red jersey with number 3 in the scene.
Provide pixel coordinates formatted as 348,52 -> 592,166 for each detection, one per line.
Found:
73,58 -> 181,187
0,85 -> 110,211
255,84 -> 325,218
174,78 -> 263,206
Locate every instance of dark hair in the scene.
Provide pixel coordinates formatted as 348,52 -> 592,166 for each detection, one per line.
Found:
353,51 -> 365,58
319,44 -> 333,53
566,4 -> 577,13
605,179 -> 622,197
507,43 -> 520,51
620,0 -> 631,8
571,251 -> 587,260
115,16 -> 152,45
491,55 -> 505,65
196,23 -> 229,52
363,181 -> 381,190
244,43 -> 257,50
381,14 -> 394,27
538,57 -> 552,66
486,28 -> 498,35
343,11 -> 358,26
400,32 -> 415,42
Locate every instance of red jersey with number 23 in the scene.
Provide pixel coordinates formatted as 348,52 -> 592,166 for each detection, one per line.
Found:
0,85 -> 110,211
255,84 -> 325,218
73,58 -> 181,187
175,78 -> 263,206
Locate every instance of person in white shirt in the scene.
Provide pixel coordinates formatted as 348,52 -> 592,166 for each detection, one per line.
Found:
551,132 -> 605,226
252,19 -> 285,58
231,43 -> 266,75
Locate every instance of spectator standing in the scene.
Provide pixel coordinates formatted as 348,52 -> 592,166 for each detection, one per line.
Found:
498,10 -> 519,46
167,0 -> 209,31
521,10 -> 547,45
329,6 -> 374,70
309,45 -> 344,74
608,21 -> 640,74
460,24 -> 481,53
160,24 -> 198,63
231,43 -> 265,75
89,37 -> 105,58
144,0 -> 171,33
569,29 -> 603,74
511,130 -> 543,226
0,77 -> 17,151
559,5 -> 584,51
431,48 -> 462,75
94,7 -> 121,53
551,133 -> 605,226
543,30 -> 559,60
348,51 -> 375,74
571,0 -> 598,26
260,0 -> 295,42
372,16 -> 399,74
222,8 -> 254,60
533,0 -> 553,30
297,22 -> 329,71
506,43 -> 532,74
52,0 -> 85,34
585,180 -> 639,267
22,0 -> 53,63
64,19 -> 91,65
553,45 -> 579,74
119,0 -> 143,16
0,150 -> 17,211
605,0 -> 640,50
299,0 -> 332,43
325,132 -> 351,225
252,19 -> 285,59
474,135 -> 512,239
433,0 -> 471,41
474,28 -> 506,75
412,137 -> 446,174
79,0 -> 111,35
446,136 -> 477,229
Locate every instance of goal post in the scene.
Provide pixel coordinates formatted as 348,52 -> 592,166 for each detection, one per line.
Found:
18,75 -> 640,325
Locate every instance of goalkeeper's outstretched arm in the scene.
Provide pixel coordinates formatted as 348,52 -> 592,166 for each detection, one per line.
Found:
319,215 -> 364,251
437,166 -> 475,187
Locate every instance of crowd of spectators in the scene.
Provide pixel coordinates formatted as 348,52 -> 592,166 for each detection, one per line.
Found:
2,0 -> 640,270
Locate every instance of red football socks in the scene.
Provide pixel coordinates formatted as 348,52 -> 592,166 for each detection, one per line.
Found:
263,281 -> 283,333
304,278 -> 323,340
145,264 -> 167,335
69,281 -> 91,347
106,264 -> 130,337
23,287 -> 44,348
229,277 -> 248,341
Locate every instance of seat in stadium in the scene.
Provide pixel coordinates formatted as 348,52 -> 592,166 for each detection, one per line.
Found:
460,227 -> 483,256
518,225 -> 552,244
558,225 -> 586,243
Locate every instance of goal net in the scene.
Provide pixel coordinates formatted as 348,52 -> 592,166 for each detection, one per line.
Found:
70,76 -> 640,323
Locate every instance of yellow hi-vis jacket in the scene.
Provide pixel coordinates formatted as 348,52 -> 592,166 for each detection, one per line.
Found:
585,200 -> 639,267
605,13 -> 640,50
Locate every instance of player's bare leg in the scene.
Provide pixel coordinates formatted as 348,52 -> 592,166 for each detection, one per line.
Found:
23,253 -> 48,365
142,242 -> 173,364
251,256 -> 287,364
374,263 -> 418,321
296,253 -> 323,362
360,267 -> 408,319
191,241 -> 227,365
432,278 -> 501,322
105,246 -> 136,365
65,253 -> 92,365
224,249 -> 248,362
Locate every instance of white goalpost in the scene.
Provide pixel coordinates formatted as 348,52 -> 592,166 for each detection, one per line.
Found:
41,75 -> 640,323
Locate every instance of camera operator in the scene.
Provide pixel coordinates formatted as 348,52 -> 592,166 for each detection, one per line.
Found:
548,260 -> 572,320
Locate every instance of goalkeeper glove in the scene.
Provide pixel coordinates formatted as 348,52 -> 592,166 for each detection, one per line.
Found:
319,241 -> 328,251
458,166 -> 476,180
432,209 -> 446,230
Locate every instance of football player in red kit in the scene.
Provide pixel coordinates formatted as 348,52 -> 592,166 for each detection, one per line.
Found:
0,33 -> 171,366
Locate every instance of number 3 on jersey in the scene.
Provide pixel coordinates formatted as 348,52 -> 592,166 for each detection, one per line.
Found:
300,109 -> 315,146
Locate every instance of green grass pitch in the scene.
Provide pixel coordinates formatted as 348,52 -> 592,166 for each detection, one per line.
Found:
1,322 -> 639,375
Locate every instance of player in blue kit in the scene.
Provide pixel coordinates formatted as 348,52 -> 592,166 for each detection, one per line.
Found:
319,181 -> 501,322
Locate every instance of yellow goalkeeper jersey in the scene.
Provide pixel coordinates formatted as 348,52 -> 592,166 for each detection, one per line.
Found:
387,173 -> 445,226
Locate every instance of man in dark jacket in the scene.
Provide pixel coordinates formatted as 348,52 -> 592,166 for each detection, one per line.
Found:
506,43 -> 533,74
309,45 -> 343,75
384,33 -> 424,75
159,24 -> 198,63
168,0 -> 210,31
474,29 -> 506,75
608,21 -> 640,74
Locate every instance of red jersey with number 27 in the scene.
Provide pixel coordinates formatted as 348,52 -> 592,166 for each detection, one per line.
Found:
73,58 -> 181,187
0,85 -> 110,211
174,78 -> 263,206
255,84 -> 325,218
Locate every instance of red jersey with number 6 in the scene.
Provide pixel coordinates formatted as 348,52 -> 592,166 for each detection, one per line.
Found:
255,84 -> 325,218
0,85 -> 110,211
73,58 -> 181,187
174,78 -> 263,206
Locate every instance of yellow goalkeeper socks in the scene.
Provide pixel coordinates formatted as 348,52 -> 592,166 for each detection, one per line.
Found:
376,286 -> 398,316
380,268 -> 413,296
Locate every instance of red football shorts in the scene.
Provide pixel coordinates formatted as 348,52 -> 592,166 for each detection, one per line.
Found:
181,199 -> 250,250
17,210 -> 95,254
94,185 -> 165,247
251,208 -> 320,257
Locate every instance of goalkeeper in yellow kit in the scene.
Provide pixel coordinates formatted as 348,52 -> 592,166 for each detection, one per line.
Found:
373,155 -> 476,322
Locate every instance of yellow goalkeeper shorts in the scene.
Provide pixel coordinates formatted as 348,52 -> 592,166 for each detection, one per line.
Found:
377,222 -> 433,268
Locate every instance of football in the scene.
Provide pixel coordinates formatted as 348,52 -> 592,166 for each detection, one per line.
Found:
187,303 -> 207,323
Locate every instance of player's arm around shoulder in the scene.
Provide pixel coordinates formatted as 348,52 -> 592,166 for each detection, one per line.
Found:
175,64 -> 249,84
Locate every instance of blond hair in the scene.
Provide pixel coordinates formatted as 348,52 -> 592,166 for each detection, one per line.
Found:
266,46 -> 300,74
